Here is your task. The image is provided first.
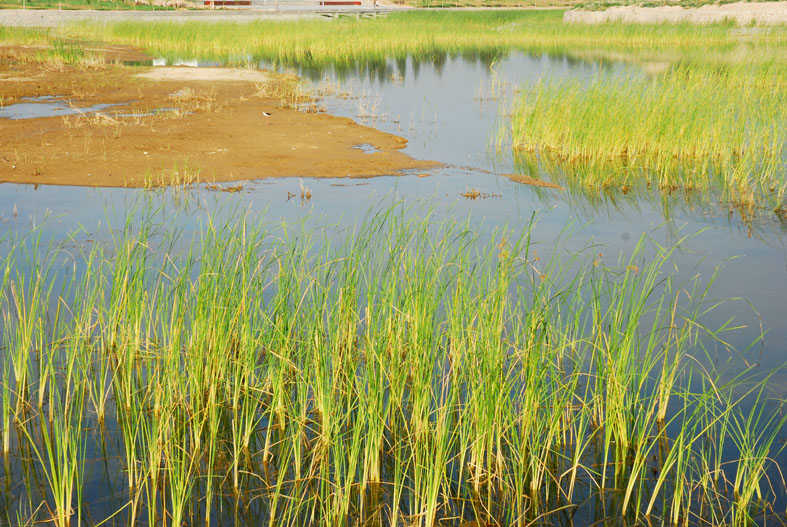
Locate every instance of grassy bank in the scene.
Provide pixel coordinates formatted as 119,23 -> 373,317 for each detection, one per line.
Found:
0,203 -> 783,526
58,11 -> 775,67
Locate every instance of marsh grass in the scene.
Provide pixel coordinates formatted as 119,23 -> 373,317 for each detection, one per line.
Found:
254,77 -> 313,110
0,203 -> 784,526
505,61 -> 787,217
38,11 -> 787,218
23,39 -> 107,69
140,162 -> 202,188
60,11 -> 773,71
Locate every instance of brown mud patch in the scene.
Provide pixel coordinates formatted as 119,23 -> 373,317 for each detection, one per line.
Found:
0,49 -> 437,188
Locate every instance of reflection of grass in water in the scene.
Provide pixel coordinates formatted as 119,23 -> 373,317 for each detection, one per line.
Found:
1,203 -> 785,526
505,62 -> 787,219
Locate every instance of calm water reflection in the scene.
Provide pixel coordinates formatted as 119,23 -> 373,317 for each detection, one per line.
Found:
1,53 -> 786,505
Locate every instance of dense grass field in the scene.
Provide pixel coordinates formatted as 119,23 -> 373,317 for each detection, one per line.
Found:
60,11 -> 769,65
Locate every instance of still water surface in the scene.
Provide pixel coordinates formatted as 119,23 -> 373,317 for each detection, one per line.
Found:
1,49 -> 786,521
3,50 -> 783,374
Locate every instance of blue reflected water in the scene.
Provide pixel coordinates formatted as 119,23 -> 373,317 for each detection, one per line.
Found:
71,51 -> 786,379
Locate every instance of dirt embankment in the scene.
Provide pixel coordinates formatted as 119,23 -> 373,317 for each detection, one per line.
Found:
0,48 -> 437,188
564,1 -> 787,24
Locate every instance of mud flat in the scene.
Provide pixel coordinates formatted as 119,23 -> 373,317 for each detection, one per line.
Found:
564,1 -> 787,24
0,52 -> 436,188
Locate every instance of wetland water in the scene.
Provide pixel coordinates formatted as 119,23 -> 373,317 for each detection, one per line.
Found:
2,47 -> 787,525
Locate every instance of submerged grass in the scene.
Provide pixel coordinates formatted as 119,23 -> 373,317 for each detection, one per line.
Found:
0,202 -> 784,526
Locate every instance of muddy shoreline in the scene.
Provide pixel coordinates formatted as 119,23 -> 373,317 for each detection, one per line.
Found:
0,49 -> 437,188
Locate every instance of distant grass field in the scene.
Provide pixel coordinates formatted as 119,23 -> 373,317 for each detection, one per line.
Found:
56,10 -> 760,66
0,0 -> 775,9
574,0 -> 783,11
399,0 -> 577,8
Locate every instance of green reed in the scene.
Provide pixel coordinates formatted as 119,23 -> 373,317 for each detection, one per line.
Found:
56,10 -> 780,69
0,203 -> 784,526
506,61 -> 787,218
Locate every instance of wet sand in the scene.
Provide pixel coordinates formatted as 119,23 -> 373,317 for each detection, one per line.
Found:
0,48 -> 437,188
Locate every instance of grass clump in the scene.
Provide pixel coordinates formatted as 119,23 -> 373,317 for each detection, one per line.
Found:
0,203 -> 784,526
505,61 -> 787,217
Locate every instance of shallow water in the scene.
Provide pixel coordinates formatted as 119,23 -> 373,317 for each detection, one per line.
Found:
62,51 -> 787,377
0,95 -> 119,119
2,49 -> 787,524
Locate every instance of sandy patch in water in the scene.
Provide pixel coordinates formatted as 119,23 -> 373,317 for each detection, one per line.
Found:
0,48 -> 437,188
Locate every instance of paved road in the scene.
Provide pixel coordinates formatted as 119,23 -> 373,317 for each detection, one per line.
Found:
0,3 -> 408,26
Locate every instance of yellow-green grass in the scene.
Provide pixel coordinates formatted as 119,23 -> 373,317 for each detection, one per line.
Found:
0,203 -> 784,526
53,10 -> 787,68
505,61 -> 787,216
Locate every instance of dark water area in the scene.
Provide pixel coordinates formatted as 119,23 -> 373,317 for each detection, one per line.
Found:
2,49 -> 787,526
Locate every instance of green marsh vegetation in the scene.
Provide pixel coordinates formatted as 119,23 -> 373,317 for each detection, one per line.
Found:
49,11 -> 787,218
58,10 -> 774,70
3,13 -> 787,524
0,202 -> 785,526
505,59 -> 787,222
